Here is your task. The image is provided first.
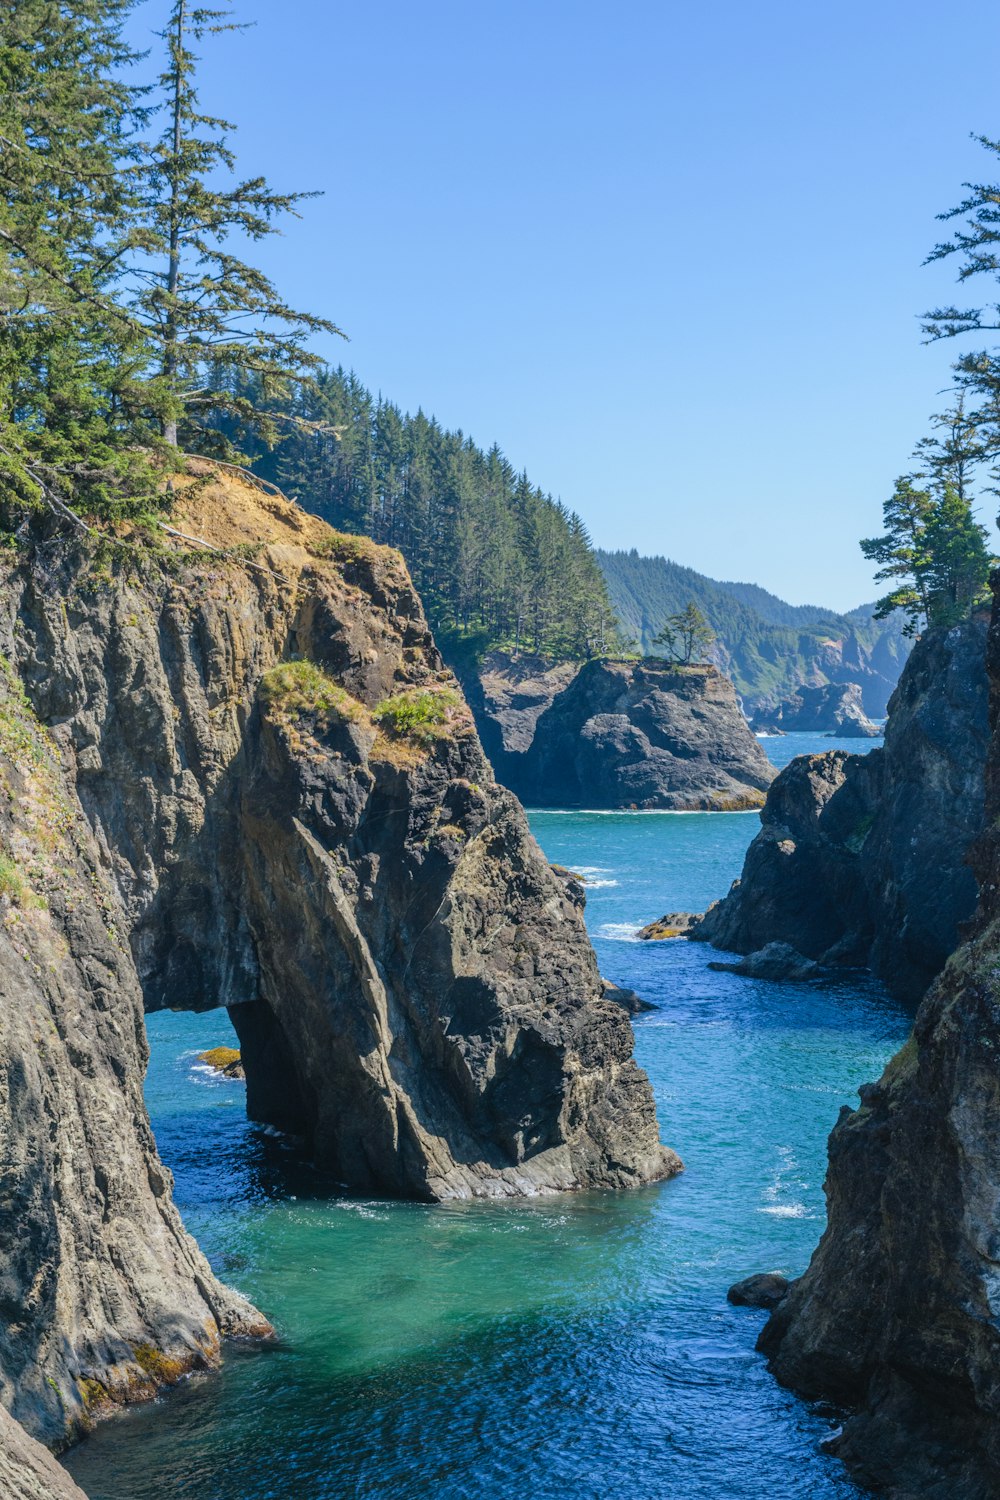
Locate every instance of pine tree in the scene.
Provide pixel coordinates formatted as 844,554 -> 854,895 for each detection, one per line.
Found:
0,0 -> 155,517
860,477 -> 936,633
655,602 -> 715,663
131,1 -> 343,451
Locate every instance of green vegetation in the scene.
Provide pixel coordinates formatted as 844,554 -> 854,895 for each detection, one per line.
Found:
221,366 -> 619,661
373,687 -> 463,746
598,550 -> 910,715
0,1 -> 337,522
654,602 -> 716,664
259,661 -> 365,722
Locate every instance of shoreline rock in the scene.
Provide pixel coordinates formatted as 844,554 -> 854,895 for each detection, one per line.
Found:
727,1273 -> 791,1310
695,621 -> 990,1003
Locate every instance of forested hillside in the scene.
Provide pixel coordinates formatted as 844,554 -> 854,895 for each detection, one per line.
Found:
598,550 -> 911,716
236,368 -> 617,661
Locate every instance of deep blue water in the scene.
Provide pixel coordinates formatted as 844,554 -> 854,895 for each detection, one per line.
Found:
64,733 -> 907,1500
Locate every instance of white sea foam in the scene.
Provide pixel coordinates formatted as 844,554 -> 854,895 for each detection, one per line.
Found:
598,922 -> 642,943
757,1204 -> 810,1219
586,879 -> 619,888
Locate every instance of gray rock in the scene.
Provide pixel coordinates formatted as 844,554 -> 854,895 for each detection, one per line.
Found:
0,1405 -> 89,1500
2,475 -> 678,1210
500,657 -> 775,810
0,666 -> 268,1452
754,681 -> 880,738
601,979 -> 655,1013
727,1273 -> 791,1309
754,601 -> 1000,1498
696,621 -> 989,1003
708,942 -> 826,981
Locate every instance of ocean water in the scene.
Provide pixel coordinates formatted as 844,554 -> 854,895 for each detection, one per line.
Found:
64,733 -> 907,1500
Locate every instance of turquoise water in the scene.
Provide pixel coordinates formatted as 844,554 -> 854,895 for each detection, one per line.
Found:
64,733 -> 906,1500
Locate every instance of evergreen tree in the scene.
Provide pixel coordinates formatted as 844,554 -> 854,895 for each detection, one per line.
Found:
655,602 -> 715,663
861,477 -> 936,633
130,1 -> 342,450
0,0 -> 155,517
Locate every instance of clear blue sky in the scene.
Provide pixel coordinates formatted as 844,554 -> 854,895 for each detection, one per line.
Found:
128,0 -> 1000,609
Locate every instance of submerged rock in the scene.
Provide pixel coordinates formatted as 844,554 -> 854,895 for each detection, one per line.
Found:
727,1273 -> 791,1310
754,682 -> 880,738
696,621 -> 990,1003
499,657 -> 775,810
707,942 -> 828,982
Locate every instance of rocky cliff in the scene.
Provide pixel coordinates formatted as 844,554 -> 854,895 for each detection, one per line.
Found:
697,620 -> 989,1002
0,655 -> 268,1463
753,681 -> 880,738
2,466 -> 674,1199
0,466 -> 678,1491
492,657 -> 775,810
752,593 -> 1000,1497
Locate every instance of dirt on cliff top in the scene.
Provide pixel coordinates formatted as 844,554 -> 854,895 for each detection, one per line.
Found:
167,460 -> 401,575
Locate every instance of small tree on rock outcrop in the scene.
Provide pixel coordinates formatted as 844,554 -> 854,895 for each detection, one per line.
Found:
655,601 -> 715,664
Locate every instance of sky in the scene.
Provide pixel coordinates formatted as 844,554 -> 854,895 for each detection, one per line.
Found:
126,0 -> 1000,610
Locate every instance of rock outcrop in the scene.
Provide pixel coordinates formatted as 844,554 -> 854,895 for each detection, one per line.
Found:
2,466 -> 675,1207
753,681 -> 880,738
0,660 -> 268,1458
455,650 -> 579,782
497,658 -> 775,810
696,621 -> 990,1002
754,590 -> 1000,1497
0,1406 -> 89,1500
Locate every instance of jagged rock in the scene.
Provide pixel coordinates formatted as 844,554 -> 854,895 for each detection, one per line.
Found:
696,621 -> 990,1003
601,979 -> 655,1014
637,911 -> 702,940
496,658 -> 775,810
0,666 -> 268,1452
754,681 -> 880,738
455,650 -> 580,781
1,466 -> 676,1208
0,1405 -> 89,1500
727,1273 -> 791,1309
707,942 -> 827,982
753,591 -> 1000,1497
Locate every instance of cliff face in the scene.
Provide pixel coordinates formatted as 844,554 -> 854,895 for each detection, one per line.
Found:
2,469 -> 674,1207
753,681 -> 880,738
495,657 -> 775,810
0,661 -> 267,1457
698,621 -> 989,1002
755,593 -> 1000,1497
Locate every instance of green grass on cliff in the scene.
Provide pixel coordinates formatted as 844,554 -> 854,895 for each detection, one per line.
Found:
259,661 -> 367,722
373,687 -> 462,746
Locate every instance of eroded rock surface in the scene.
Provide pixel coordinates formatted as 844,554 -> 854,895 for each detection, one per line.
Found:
750,594 -> 1000,1497
697,621 -> 989,1002
2,469 -> 675,1206
499,658 -> 775,810
0,664 -> 266,1454
0,1406 -> 89,1500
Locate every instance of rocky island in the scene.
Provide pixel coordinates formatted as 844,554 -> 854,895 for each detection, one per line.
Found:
752,681 -> 880,738
491,656 -> 776,810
